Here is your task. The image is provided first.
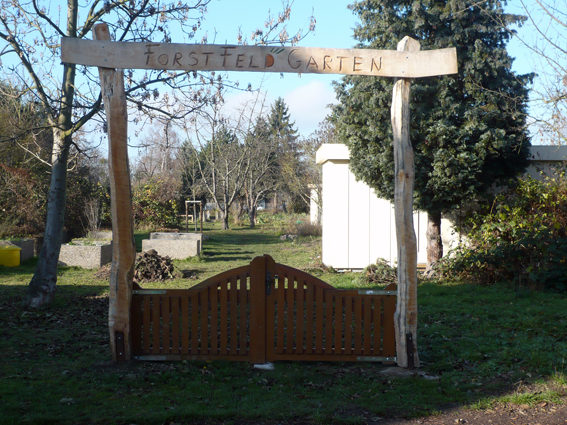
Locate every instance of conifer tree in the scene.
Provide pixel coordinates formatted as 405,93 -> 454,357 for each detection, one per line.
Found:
268,98 -> 307,213
333,0 -> 533,267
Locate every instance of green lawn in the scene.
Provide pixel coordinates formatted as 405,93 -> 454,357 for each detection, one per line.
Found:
1,220 -> 566,424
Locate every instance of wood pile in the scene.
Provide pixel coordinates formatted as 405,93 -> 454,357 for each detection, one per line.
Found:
133,249 -> 175,283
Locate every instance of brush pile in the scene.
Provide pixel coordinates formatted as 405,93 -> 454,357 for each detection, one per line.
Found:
133,249 -> 175,283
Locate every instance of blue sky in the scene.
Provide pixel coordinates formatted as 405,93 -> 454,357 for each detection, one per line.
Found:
199,0 -> 540,137
200,0 -> 359,136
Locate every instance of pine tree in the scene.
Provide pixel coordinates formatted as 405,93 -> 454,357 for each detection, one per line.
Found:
332,0 -> 533,267
268,98 -> 307,213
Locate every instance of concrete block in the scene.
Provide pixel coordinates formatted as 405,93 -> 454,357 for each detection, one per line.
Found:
149,232 -> 204,244
59,242 -> 113,269
6,239 -> 35,262
88,231 -> 113,240
142,239 -> 200,259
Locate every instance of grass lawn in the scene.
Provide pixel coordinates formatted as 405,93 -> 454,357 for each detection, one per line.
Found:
1,218 -> 566,424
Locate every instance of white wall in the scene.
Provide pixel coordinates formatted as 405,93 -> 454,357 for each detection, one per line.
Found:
317,145 -> 429,269
317,144 -> 567,270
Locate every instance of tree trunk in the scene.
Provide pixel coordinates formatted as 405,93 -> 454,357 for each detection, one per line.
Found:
25,1 -> 78,308
249,206 -> 256,228
25,133 -> 70,308
426,211 -> 443,271
221,209 -> 229,230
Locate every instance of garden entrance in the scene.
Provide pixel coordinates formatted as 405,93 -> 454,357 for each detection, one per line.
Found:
131,255 -> 396,363
61,23 -> 457,367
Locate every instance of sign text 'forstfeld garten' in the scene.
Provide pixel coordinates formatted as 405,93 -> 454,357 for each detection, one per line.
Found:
61,38 -> 458,78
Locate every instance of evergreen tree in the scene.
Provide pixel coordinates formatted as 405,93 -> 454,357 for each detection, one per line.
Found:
332,0 -> 533,267
268,98 -> 307,213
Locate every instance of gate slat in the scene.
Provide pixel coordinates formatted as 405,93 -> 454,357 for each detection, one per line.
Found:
210,284 -> 218,355
315,286 -> 324,354
162,295 -> 170,354
305,282 -> 314,354
354,297 -> 362,354
230,275 -> 238,355
383,294 -> 396,357
325,292 -> 333,354
296,279 -> 304,354
363,297 -> 372,354
372,297 -> 382,356
143,296 -> 151,353
171,296 -> 180,354
131,296 -> 142,354
286,274 -> 295,354
334,296 -> 343,355
277,275 -> 285,353
239,273 -> 248,356
181,296 -> 189,354
200,289 -> 209,355
191,292 -> 199,354
219,280 -> 228,355
152,296 -> 160,354
344,296 -> 352,355
266,274 -> 275,359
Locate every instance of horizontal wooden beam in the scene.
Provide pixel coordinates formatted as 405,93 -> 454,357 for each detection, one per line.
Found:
61,38 -> 458,78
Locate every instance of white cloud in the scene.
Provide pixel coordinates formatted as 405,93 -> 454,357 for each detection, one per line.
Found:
284,80 -> 338,136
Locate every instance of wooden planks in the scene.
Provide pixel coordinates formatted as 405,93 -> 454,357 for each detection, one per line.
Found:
62,38 -> 458,78
129,256 -> 397,364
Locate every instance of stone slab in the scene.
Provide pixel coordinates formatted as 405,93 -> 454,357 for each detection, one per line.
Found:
10,239 -> 35,262
59,243 -> 113,269
142,239 -> 200,259
149,232 -> 204,243
88,231 -> 113,240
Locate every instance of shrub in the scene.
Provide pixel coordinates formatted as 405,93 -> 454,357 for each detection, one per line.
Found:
0,164 -> 48,237
355,258 -> 397,285
437,169 -> 567,292
296,221 -> 322,237
132,178 -> 180,229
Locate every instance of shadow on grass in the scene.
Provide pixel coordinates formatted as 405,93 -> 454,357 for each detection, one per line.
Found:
207,232 -> 281,246
1,263 -> 566,424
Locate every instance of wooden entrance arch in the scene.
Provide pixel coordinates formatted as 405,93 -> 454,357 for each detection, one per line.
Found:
61,23 -> 458,367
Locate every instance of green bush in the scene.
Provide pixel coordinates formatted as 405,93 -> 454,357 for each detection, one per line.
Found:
438,169 -> 567,292
132,178 -> 180,229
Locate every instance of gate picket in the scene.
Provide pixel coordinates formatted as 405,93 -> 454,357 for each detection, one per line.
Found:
131,255 -> 397,363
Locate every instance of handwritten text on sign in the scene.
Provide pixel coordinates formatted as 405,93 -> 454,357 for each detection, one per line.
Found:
61,39 -> 458,78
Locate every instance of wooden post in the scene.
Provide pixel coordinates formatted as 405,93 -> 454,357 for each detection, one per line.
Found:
249,255 -> 267,364
94,23 -> 136,362
392,36 -> 420,369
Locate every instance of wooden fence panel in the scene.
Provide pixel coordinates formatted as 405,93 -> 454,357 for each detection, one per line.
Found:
131,256 -> 396,363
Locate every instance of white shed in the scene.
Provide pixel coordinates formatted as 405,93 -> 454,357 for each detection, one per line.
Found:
315,144 -> 567,270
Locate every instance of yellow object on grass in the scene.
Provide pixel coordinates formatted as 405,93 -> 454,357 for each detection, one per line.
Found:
0,246 -> 21,267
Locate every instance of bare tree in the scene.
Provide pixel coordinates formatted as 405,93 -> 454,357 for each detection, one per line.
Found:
132,120 -> 181,184
181,89 -> 252,230
242,116 -> 278,227
302,118 -> 340,223
508,0 -> 566,144
0,0 -> 313,307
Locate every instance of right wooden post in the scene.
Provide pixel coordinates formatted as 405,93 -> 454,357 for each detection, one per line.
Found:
392,36 -> 420,368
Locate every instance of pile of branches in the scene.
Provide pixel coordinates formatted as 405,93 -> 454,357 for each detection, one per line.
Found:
355,259 -> 398,286
134,249 -> 175,283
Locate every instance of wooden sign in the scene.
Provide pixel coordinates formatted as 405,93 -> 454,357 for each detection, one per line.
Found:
61,38 -> 457,78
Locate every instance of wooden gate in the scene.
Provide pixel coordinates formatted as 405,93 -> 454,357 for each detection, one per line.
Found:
131,255 -> 396,363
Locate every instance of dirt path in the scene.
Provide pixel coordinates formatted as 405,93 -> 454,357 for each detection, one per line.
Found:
380,401 -> 567,425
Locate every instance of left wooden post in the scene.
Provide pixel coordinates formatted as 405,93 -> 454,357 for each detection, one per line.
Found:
94,23 -> 136,362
